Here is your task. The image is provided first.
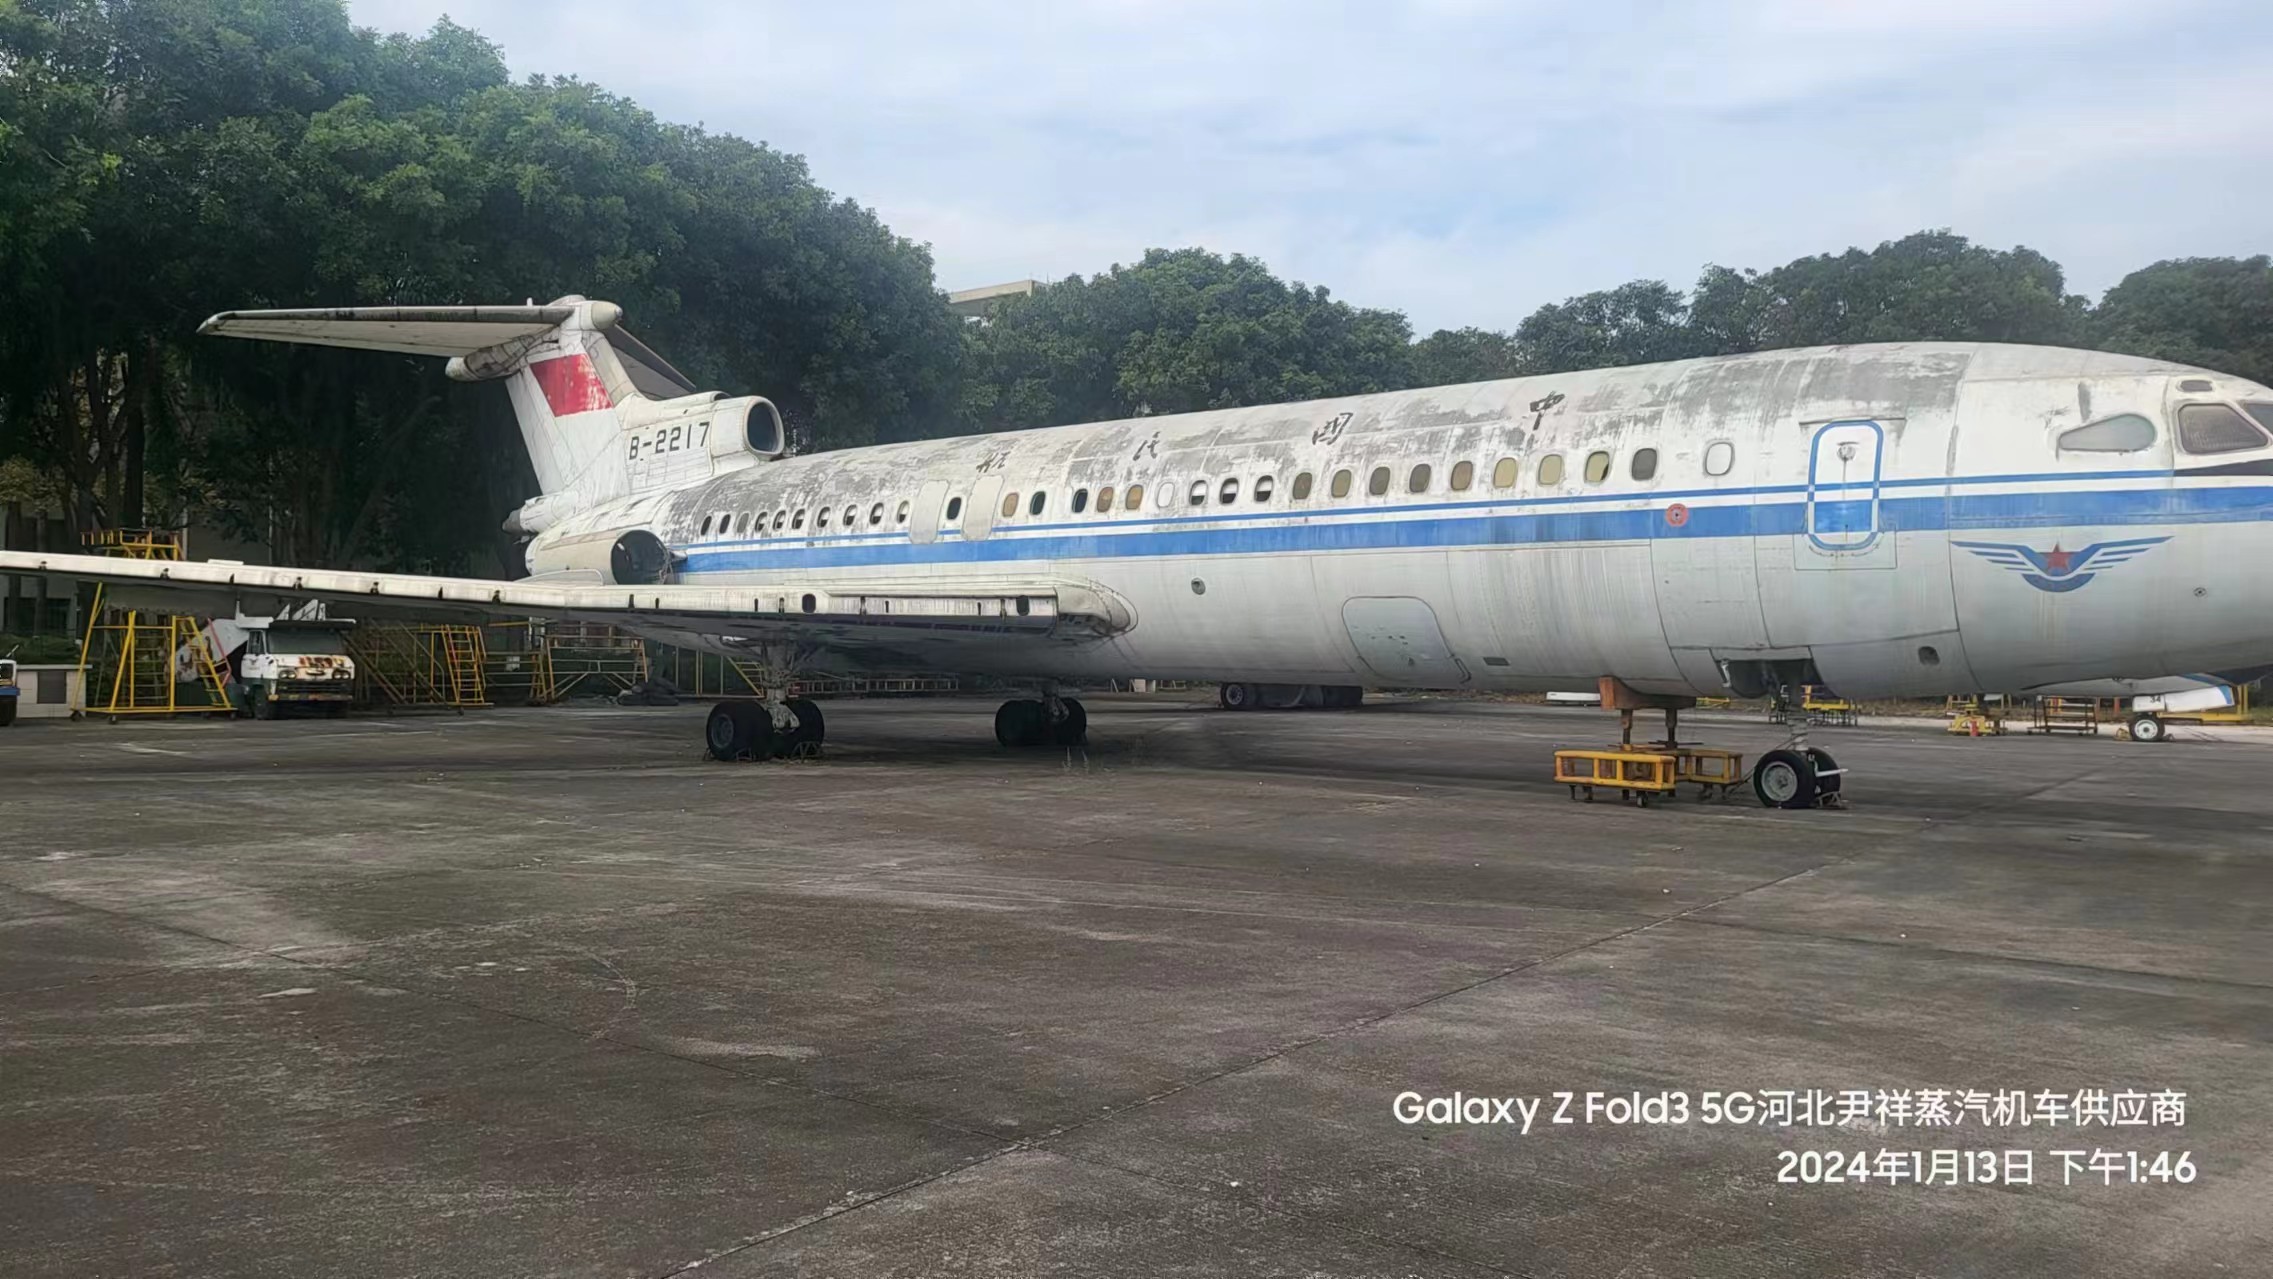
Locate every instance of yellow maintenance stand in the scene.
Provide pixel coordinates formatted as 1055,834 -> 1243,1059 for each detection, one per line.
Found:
74,528 -> 230,720
347,623 -> 490,711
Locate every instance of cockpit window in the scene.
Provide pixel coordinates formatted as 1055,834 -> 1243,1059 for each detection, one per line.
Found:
2177,403 -> 2271,455
2245,403 -> 2273,435
2058,414 -> 2157,453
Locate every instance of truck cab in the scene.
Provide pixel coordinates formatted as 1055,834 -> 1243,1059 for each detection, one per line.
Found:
0,653 -> 18,727
234,619 -> 356,719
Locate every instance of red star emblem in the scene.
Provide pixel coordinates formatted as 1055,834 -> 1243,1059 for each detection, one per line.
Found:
2040,545 -> 2074,574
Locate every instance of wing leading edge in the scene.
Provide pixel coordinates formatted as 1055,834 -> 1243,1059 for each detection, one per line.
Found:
0,552 -> 1135,653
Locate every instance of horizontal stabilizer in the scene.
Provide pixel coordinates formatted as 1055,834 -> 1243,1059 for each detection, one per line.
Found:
198,304 -> 592,357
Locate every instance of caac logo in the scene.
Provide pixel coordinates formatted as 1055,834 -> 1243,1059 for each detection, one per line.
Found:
1953,537 -> 2169,593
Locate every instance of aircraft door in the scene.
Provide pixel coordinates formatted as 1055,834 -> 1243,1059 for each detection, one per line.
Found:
909,480 -> 949,545
964,476 -> 1004,541
1804,420 -> 1886,553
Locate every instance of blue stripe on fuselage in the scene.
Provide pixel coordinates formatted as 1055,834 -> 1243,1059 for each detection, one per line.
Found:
676,484 -> 2272,573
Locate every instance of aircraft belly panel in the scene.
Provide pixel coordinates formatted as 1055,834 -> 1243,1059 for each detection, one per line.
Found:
1341,597 -> 1465,685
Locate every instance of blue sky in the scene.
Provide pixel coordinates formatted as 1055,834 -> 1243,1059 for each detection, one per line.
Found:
349,0 -> 2273,333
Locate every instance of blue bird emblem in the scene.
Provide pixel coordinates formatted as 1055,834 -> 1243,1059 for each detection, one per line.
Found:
1952,537 -> 2170,593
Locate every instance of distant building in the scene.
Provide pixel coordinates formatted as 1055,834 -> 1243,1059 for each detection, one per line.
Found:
947,279 -> 1037,323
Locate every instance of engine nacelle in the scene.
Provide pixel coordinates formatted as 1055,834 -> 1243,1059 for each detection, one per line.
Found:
525,525 -> 675,585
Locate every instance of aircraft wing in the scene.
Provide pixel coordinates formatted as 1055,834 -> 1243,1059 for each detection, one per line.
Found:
0,551 -> 1134,659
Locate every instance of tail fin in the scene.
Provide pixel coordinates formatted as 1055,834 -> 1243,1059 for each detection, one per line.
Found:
198,297 -> 776,526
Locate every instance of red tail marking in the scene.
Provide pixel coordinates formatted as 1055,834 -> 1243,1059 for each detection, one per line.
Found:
530,354 -> 613,415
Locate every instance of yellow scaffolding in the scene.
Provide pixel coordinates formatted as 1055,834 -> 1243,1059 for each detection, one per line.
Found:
542,622 -> 650,701
74,528 -> 231,719
347,623 -> 490,710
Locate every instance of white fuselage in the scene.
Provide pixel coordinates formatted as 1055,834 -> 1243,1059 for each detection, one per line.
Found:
526,342 -> 2273,698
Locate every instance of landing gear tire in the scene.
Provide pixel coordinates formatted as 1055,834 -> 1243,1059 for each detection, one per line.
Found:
1753,748 -> 1818,810
784,697 -> 826,754
995,698 -> 1048,748
706,700 -> 772,761
1219,682 -> 1259,711
2128,713 -> 2165,743
1053,698 -> 1088,746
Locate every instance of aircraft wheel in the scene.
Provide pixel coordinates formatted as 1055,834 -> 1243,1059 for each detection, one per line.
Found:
1753,748 -> 1818,810
785,697 -> 825,751
706,700 -> 769,760
1052,698 -> 1088,745
995,698 -> 1047,748
1219,681 -> 1259,711
2128,713 -> 2164,743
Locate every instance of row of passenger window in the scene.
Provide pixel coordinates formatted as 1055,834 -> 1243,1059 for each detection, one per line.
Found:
695,441 -> 1744,539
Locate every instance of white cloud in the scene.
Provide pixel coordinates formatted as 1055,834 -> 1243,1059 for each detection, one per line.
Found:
347,0 -> 2273,330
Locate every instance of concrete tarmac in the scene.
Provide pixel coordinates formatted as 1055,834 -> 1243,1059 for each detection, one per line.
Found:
3,696 -> 2269,1277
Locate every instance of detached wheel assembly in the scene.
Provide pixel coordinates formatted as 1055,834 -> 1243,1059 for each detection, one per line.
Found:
1753,748 -> 1818,810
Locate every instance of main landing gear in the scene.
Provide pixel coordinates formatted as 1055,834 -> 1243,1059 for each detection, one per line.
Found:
705,697 -> 825,761
995,694 -> 1087,748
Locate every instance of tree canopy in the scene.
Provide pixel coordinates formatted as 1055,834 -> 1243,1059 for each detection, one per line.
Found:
2,0 -> 2266,574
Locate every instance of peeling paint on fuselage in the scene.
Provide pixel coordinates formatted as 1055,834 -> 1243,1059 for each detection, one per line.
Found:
527,342 -> 2273,698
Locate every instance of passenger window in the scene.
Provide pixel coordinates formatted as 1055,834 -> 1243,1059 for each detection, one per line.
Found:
945,496 -> 962,521
2177,404 -> 2269,454
1537,454 -> 1565,485
1330,469 -> 1353,498
895,501 -> 909,525
1492,458 -> 1518,488
701,515 -> 714,535
739,512 -> 754,534
1188,479 -> 1209,507
2058,414 -> 2157,453
773,510 -> 788,531
843,505 -> 857,526
792,509 -> 807,529
1254,475 -> 1274,501
1072,488 -> 1089,513
1704,441 -> 1735,476
1125,483 -> 1145,510
1002,491 -> 1020,519
1584,451 -> 1611,484
1292,471 -> 1314,500
1097,486 -> 1115,512
1219,477 -> 1240,504
1367,466 -> 1391,496
1630,448 -> 1658,481
1408,464 -> 1430,493
816,507 -> 831,529
1449,461 -> 1474,491
1029,491 -> 1046,516
869,503 -> 884,526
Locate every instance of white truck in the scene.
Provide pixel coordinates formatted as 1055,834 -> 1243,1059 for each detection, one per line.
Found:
184,614 -> 358,719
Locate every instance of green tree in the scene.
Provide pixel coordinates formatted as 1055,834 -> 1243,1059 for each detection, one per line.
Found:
2091,256 -> 2273,386
1408,326 -> 1525,386
1510,279 -> 1698,373
959,248 -> 1414,430
1743,230 -> 2085,348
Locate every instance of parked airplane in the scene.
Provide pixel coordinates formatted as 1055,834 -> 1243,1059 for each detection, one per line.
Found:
7,297 -> 2272,806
